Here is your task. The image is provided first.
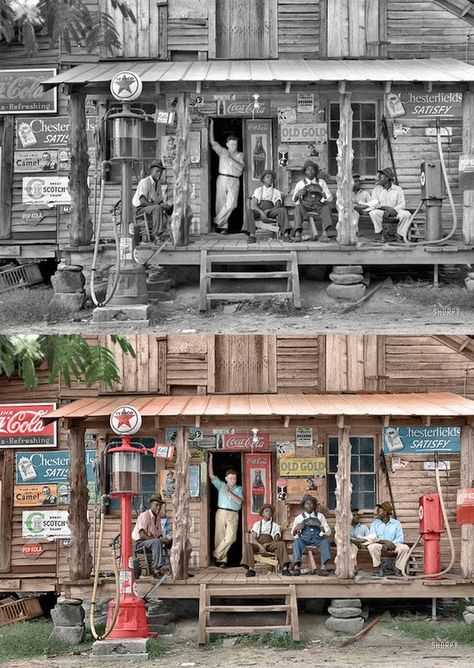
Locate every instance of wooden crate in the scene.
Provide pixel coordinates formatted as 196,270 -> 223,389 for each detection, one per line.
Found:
0,263 -> 43,293
0,597 -> 43,626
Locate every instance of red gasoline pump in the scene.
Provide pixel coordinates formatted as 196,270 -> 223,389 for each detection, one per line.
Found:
419,493 -> 444,576
102,405 -> 149,639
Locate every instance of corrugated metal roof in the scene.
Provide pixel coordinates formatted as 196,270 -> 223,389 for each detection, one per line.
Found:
43,392 -> 474,423
41,58 -> 474,89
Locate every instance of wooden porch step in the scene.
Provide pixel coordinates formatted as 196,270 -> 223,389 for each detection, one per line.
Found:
198,583 -> 300,645
199,250 -> 301,311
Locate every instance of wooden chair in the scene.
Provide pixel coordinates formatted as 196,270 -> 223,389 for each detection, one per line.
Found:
254,552 -> 280,573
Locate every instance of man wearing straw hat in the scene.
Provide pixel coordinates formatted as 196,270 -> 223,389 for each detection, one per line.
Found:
241,503 -> 291,577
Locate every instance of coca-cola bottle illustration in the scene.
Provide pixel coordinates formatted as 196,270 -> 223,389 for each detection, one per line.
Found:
251,470 -> 265,513
253,136 -> 266,180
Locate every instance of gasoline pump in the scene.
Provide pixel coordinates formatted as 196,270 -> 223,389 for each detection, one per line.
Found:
90,405 -> 150,640
91,71 -> 150,318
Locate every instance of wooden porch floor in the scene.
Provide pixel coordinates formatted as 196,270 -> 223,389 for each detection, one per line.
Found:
137,234 -> 474,267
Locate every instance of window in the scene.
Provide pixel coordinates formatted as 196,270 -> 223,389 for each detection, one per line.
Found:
327,436 -> 376,511
108,438 -> 157,512
328,103 -> 377,177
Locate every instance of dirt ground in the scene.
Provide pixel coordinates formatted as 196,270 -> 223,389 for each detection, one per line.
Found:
3,613 -> 474,668
2,276 -> 473,334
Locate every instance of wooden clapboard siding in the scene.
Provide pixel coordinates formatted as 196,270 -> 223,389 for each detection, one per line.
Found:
387,0 -> 474,63
326,0 -> 384,57
167,335 -> 209,390
11,508 -> 59,575
215,0 -> 277,59
384,336 -> 474,399
214,335 -> 277,393
325,335 -> 383,392
276,335 -> 321,393
101,0 -> 168,59
277,0 -> 321,57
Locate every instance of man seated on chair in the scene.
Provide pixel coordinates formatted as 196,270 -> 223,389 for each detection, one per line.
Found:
291,494 -> 332,576
368,167 -> 411,242
292,161 -> 333,243
242,169 -> 291,244
132,493 -> 192,577
352,173 -> 372,233
349,506 -> 370,563
241,503 -> 291,577
366,501 -> 410,577
132,160 -> 170,239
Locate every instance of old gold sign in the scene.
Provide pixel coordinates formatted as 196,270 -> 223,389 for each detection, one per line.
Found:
278,457 -> 326,477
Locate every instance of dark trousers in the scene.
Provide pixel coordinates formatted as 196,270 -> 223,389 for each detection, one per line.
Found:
242,207 -> 291,236
136,538 -> 167,570
292,527 -> 331,565
241,534 -> 290,569
293,202 -> 332,233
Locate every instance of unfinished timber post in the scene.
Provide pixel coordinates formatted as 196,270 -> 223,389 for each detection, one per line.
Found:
334,421 -> 356,579
335,84 -> 357,246
171,425 -> 190,578
462,89 -> 474,244
171,92 -> 192,247
460,423 -> 474,578
68,87 -> 92,247
68,425 -> 92,581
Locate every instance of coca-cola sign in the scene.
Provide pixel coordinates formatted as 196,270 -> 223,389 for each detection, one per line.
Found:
0,69 -> 57,114
0,403 -> 57,448
219,99 -> 269,116
223,433 -> 270,451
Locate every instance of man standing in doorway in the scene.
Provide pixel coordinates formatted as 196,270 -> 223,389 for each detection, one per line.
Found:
209,118 -> 245,234
208,452 -> 244,567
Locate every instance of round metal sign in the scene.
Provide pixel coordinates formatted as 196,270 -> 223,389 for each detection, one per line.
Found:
110,405 -> 142,435
110,70 -> 143,102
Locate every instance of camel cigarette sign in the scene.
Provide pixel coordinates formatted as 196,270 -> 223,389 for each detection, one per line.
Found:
0,69 -> 57,114
0,403 -> 57,448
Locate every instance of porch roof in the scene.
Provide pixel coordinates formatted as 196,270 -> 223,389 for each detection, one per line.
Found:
43,392 -> 474,423
41,58 -> 474,90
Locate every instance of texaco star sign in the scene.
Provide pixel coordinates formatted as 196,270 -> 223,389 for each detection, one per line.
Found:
110,70 -> 143,102
110,405 -> 143,435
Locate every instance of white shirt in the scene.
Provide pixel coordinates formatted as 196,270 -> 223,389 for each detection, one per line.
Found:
132,175 -> 163,208
292,177 -> 332,203
353,189 -> 371,207
211,142 -> 244,177
251,518 -> 281,539
370,184 -> 407,212
291,511 -> 331,537
252,185 -> 282,205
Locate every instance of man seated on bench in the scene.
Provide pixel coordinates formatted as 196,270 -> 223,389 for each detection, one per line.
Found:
368,167 -> 411,242
365,501 -> 410,577
350,506 -> 370,562
132,492 -> 192,577
290,494 -> 332,576
352,173 -> 372,233
292,161 -> 333,242
241,503 -> 291,577
242,169 -> 291,244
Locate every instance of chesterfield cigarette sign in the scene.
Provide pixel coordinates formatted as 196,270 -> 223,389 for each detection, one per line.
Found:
0,403 -> 57,448
0,69 -> 57,114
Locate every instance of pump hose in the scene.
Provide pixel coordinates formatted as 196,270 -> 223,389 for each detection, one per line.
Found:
90,161 -> 122,307
402,123 -> 458,246
402,465 -> 455,579
90,503 -> 121,640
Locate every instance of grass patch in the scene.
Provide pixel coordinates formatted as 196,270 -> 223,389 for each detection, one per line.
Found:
396,284 -> 474,310
394,618 -> 474,646
147,637 -> 167,658
0,621 -> 92,660
0,287 -> 59,327
208,630 -> 305,651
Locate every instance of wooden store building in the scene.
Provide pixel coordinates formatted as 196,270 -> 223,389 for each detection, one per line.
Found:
0,334 -> 474,608
2,2 -> 474,269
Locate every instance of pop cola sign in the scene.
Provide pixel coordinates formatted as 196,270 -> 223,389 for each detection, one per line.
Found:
223,433 -> 270,450
0,403 -> 57,448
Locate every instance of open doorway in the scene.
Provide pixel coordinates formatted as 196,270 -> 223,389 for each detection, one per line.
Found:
209,118 -> 244,234
208,451 -> 244,566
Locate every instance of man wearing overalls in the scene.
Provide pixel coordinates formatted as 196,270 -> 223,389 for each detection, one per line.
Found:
292,161 -> 333,242
290,494 -> 332,576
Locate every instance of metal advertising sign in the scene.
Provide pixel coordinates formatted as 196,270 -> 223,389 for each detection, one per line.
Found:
22,543 -> 44,558
385,91 -> 463,120
383,426 -> 461,455
280,123 -> 327,142
16,450 -> 97,484
223,433 -> 271,451
244,453 -> 272,527
14,150 -> 58,173
245,118 -> 274,196
21,208 -> 46,224
22,176 -> 70,205
0,403 -> 57,448
0,69 -> 57,114
278,457 -> 326,477
110,405 -> 142,436
16,115 -> 97,149
22,510 -> 71,538
296,427 -> 313,447
14,484 -> 58,507
217,99 -> 270,116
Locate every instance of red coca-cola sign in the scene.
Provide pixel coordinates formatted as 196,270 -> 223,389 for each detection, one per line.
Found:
223,433 -> 270,451
0,69 -> 57,114
22,543 -> 44,558
0,404 -> 57,449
